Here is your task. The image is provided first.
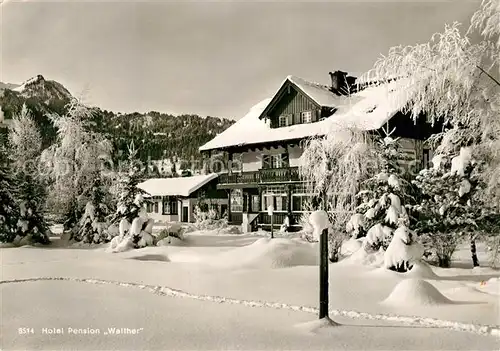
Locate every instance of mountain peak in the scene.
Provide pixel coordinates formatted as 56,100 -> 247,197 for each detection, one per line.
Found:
12,74 -> 73,102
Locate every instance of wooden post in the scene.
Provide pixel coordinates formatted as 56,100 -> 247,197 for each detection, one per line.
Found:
319,191 -> 329,319
270,214 -> 274,239
268,205 -> 274,239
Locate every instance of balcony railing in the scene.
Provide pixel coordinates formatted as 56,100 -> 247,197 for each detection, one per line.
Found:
219,171 -> 259,185
259,167 -> 300,183
218,167 -> 301,185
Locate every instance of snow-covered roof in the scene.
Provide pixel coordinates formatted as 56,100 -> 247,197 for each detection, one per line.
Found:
137,174 -> 218,197
287,75 -> 342,107
199,78 -> 410,152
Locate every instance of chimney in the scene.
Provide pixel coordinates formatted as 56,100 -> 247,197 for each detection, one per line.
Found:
329,71 -> 348,94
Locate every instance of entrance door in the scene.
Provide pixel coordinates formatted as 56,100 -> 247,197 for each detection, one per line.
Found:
220,204 -> 228,218
182,206 -> 189,222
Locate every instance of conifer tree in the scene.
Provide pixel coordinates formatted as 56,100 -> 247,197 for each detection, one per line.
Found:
112,142 -> 146,224
8,104 -> 50,244
72,176 -> 110,243
108,142 -> 155,252
0,145 -> 19,243
413,132 -> 496,267
347,128 -> 414,252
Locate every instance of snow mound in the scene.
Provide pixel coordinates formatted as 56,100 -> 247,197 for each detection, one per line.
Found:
382,279 -> 453,306
340,246 -> 385,267
340,238 -> 363,256
209,238 -> 318,269
295,317 -> 340,333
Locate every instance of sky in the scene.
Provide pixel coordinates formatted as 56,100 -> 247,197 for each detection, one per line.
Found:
0,0 -> 481,120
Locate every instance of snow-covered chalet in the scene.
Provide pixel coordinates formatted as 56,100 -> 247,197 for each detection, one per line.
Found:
138,174 -> 228,223
199,71 -> 439,232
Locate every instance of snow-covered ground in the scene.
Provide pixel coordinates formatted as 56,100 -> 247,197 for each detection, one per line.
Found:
1,233 -> 499,350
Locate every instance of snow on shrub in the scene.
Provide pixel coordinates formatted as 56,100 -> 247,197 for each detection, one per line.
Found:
155,223 -> 185,244
192,204 -> 228,232
383,226 -> 424,273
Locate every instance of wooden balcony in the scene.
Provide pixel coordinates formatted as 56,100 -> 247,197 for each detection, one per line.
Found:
218,167 -> 302,188
259,167 -> 301,184
218,171 -> 260,188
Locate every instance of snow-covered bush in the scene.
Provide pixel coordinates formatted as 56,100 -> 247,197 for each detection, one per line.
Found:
384,226 -> 424,272
298,200 -> 315,241
192,204 -> 228,231
156,225 -> 185,242
327,210 -> 353,262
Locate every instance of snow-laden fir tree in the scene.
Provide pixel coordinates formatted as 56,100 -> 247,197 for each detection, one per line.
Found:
8,104 -> 50,245
413,138 -> 496,267
108,142 -> 154,252
0,144 -> 19,243
41,98 -> 112,231
346,129 -> 414,252
112,142 -> 146,224
72,176 -> 110,243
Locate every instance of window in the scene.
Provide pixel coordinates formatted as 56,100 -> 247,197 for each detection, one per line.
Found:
163,196 -> 178,215
272,154 -> 283,168
301,111 -> 312,124
230,153 -> 243,173
230,189 -> 243,212
262,153 -> 289,169
154,201 -> 159,213
292,195 -> 309,212
291,185 -> 317,212
262,187 -> 288,212
278,114 -> 290,127
275,196 -> 288,211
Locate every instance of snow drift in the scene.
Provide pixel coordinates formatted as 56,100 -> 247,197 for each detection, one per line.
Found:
209,238 -> 318,269
382,279 -> 453,306
475,277 -> 500,296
